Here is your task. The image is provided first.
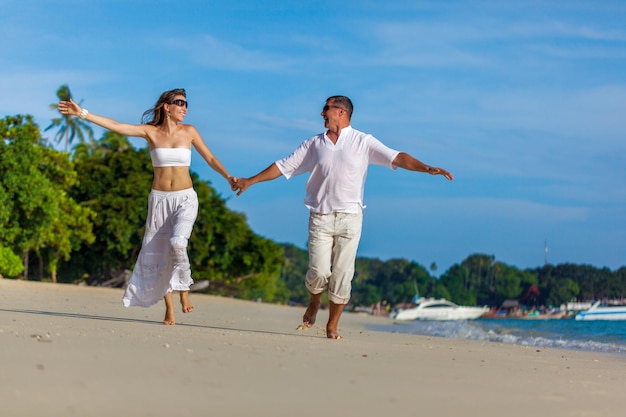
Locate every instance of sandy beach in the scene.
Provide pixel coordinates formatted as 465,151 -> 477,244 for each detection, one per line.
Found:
1,279 -> 624,417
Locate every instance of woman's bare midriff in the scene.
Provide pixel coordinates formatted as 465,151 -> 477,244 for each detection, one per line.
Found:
152,166 -> 193,191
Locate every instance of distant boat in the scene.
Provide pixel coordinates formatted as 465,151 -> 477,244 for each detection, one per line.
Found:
390,298 -> 489,321
566,301 -> 593,312
575,301 -> 626,321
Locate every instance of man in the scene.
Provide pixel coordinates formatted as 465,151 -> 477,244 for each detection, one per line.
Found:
233,96 -> 454,339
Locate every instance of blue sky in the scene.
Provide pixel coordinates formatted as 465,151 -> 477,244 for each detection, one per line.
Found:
2,0 -> 625,274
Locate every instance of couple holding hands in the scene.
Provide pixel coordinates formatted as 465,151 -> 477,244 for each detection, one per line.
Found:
58,88 -> 453,339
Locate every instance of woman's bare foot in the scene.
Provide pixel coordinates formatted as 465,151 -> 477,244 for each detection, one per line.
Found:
180,291 -> 194,313
163,310 -> 175,325
301,293 -> 322,328
163,293 -> 176,325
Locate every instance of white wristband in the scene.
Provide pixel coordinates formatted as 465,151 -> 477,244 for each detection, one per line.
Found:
79,109 -> 89,119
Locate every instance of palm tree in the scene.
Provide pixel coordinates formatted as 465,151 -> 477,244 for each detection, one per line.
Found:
430,261 -> 438,277
45,85 -> 94,152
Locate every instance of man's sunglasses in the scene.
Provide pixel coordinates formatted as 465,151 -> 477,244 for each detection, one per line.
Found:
169,99 -> 188,108
322,105 -> 342,112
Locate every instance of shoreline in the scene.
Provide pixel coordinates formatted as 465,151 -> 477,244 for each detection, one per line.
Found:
1,279 -> 625,417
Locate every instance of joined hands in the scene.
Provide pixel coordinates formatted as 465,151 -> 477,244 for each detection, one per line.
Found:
228,177 -> 250,196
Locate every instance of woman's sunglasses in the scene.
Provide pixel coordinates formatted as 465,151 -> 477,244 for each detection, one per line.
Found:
169,99 -> 188,108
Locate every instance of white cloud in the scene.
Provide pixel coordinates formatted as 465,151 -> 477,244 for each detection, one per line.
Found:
167,35 -> 294,72
371,196 -> 590,223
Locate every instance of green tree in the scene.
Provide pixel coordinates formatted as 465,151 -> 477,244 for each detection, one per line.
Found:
190,178 -> 285,301
352,257 -> 432,306
430,261 -> 438,277
278,243 -> 311,305
613,267 -> 626,299
532,263 -> 619,302
0,245 -> 23,278
545,278 -> 580,306
430,282 -> 452,300
439,264 -> 477,305
460,254 -> 497,295
491,263 -> 523,301
62,132 -> 152,282
0,115 -> 94,280
45,85 -> 93,152
35,146 -> 96,282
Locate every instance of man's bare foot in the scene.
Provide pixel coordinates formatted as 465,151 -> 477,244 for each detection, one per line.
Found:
327,330 -> 342,340
326,301 -> 345,339
302,294 -> 321,328
180,291 -> 194,313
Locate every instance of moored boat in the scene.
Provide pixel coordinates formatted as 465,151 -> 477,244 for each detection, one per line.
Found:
575,301 -> 626,321
390,298 -> 489,321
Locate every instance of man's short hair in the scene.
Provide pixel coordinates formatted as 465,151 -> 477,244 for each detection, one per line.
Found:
327,95 -> 353,119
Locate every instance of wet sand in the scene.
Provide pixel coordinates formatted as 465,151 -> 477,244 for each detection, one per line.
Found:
1,279 -> 624,417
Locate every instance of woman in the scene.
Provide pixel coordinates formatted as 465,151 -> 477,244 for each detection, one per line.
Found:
58,88 -> 236,325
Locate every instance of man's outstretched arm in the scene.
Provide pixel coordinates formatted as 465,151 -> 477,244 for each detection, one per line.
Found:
393,152 -> 454,181
233,163 -> 284,196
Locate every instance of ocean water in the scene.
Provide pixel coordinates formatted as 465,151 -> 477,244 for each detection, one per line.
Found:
367,318 -> 626,354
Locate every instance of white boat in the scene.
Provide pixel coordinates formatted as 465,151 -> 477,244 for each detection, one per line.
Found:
575,301 -> 626,321
390,298 -> 489,321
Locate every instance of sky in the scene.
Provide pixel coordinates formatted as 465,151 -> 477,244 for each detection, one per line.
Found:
1,0 -> 625,274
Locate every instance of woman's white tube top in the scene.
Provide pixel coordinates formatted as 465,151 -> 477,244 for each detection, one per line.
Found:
150,148 -> 192,167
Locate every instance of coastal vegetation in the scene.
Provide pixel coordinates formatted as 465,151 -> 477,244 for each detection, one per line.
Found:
1,86 -> 625,310
280,245 -> 626,309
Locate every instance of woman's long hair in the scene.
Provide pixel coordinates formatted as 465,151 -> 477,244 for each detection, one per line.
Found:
141,88 -> 186,126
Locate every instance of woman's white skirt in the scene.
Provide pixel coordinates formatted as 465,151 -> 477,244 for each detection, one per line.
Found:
122,188 -> 198,308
